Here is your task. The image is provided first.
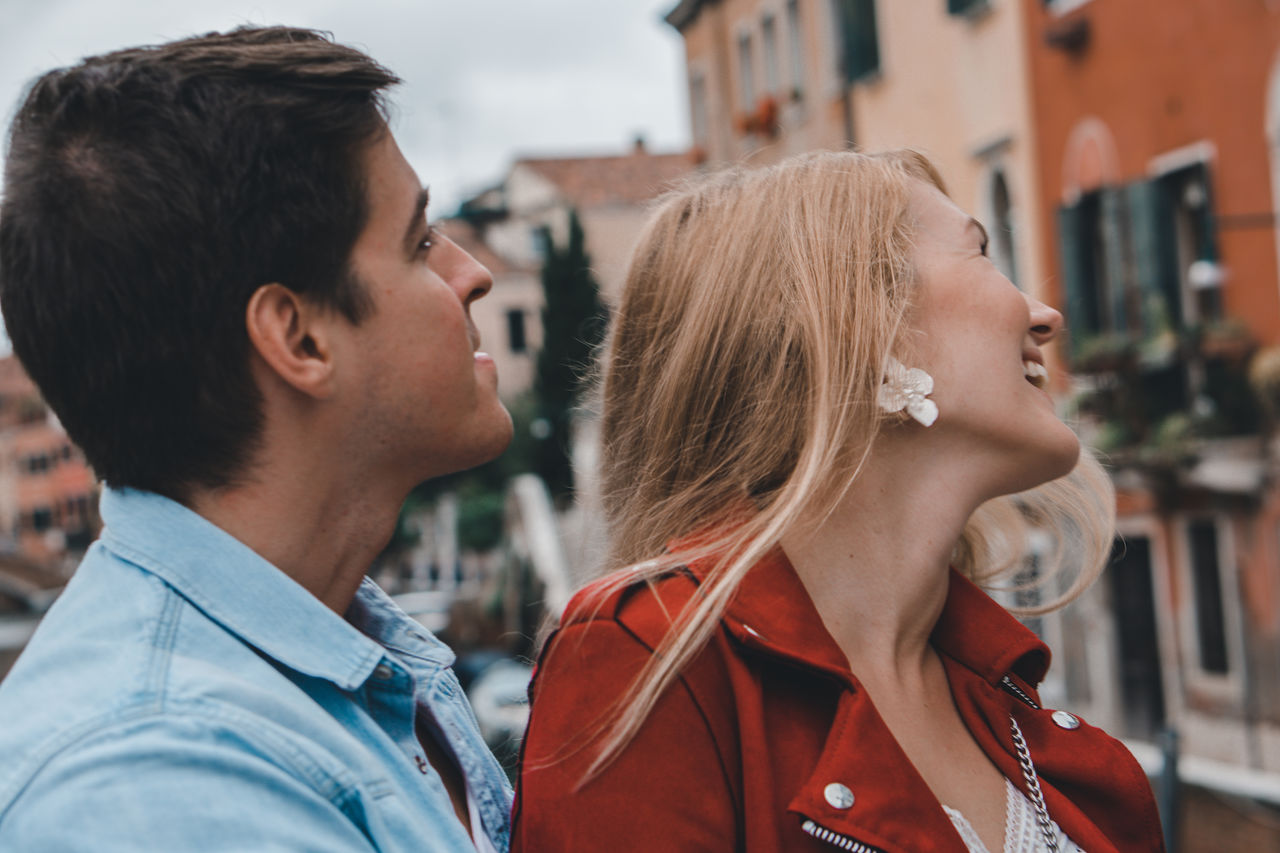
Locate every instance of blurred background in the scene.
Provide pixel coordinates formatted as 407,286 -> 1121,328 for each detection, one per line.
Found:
2,1 -> 1280,849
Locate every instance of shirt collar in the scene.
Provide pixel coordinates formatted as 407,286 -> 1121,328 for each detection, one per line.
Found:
687,544 -> 1049,688
98,487 -> 395,690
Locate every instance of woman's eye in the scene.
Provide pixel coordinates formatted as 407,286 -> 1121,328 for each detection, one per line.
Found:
980,239 -> 989,257
418,226 -> 435,254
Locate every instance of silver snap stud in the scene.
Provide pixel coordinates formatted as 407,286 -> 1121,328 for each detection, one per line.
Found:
824,782 -> 855,810
373,663 -> 394,680
1051,710 -> 1080,730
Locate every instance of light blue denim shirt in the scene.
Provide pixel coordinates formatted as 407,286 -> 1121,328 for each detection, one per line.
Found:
0,487 -> 512,851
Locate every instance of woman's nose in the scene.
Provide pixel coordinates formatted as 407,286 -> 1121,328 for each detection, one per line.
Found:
1027,295 -> 1063,344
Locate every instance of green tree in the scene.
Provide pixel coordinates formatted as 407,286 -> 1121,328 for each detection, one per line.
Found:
534,209 -> 607,502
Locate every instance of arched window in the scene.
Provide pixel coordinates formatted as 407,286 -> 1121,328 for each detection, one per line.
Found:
989,170 -> 1019,285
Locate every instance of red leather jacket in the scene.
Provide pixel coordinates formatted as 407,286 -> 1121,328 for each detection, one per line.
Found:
513,549 -> 1165,852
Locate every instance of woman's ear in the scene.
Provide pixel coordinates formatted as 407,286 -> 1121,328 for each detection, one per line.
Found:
244,283 -> 337,399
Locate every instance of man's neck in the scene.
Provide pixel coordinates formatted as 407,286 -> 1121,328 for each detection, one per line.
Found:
187,466 -> 403,614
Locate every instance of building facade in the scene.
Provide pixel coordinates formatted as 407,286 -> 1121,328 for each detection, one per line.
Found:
1023,0 -> 1280,796
458,141 -> 693,400
0,357 -> 97,569
460,140 -> 693,304
434,220 -> 544,403
0,357 -> 96,681
666,0 -> 1053,350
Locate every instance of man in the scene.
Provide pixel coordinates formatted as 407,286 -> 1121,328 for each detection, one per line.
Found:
0,26 -> 514,851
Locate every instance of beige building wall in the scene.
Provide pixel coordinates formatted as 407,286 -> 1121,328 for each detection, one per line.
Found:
575,205 -> 652,307
472,167 -> 657,306
472,269 -> 543,402
851,0 -> 1049,314
438,221 -> 544,403
679,0 -> 847,165
482,167 -> 563,271
673,0 -> 1048,324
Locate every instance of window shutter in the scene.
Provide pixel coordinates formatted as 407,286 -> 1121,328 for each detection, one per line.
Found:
1125,180 -> 1181,337
834,0 -> 880,82
1056,203 -> 1093,355
1100,188 -> 1128,333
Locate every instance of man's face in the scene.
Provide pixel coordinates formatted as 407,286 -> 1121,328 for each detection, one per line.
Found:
340,130 -> 513,485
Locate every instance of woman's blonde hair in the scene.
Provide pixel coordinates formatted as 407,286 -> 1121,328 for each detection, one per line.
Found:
579,149 -> 1114,779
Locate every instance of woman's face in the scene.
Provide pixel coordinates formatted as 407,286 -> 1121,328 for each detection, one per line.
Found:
904,179 -> 1080,494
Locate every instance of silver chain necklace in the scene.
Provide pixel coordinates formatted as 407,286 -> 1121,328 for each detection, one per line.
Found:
1009,715 -> 1060,853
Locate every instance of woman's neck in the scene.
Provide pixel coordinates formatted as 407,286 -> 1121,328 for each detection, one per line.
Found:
779,437 -> 984,687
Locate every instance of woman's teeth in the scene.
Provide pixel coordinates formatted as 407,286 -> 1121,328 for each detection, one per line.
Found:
1023,360 -> 1048,389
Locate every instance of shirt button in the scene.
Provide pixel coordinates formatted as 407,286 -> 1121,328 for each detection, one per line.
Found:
1051,710 -> 1081,730
824,782 -> 855,809
373,663 -> 394,681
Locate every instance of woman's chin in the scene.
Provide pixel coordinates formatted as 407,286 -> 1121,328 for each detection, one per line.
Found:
1023,429 -> 1082,492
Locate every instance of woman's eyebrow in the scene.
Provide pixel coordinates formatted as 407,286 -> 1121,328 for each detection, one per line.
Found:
966,217 -> 989,246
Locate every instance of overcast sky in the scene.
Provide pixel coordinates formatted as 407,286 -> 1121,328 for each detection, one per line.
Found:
0,0 -> 691,214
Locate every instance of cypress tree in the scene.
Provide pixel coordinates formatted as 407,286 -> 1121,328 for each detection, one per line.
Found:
533,209 -> 607,501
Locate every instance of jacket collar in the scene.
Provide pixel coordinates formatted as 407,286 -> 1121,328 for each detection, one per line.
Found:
97,487 -> 439,691
686,545 -> 1049,689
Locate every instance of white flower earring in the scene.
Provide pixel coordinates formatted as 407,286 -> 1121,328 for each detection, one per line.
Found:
877,357 -> 938,427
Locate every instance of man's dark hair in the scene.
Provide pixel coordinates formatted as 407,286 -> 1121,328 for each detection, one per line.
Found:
0,26 -> 400,502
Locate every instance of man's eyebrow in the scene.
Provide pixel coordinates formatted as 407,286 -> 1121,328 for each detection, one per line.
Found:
403,187 -> 430,253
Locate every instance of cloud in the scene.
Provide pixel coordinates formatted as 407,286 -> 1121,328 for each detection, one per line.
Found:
0,0 -> 690,211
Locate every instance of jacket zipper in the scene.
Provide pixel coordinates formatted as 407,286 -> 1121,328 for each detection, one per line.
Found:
801,819 -> 886,852
1000,674 -> 1040,709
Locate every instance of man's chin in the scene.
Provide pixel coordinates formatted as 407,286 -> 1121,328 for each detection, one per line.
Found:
485,408 -> 516,461
451,407 -> 515,474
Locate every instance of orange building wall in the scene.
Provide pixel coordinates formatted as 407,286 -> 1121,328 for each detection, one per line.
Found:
1026,0 -> 1280,344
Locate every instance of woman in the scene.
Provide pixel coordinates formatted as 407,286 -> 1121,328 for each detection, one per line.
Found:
512,151 -> 1164,852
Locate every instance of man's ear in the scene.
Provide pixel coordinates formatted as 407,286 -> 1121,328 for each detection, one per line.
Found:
245,283 -> 337,399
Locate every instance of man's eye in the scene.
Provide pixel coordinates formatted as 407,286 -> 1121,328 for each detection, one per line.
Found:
418,226 -> 435,254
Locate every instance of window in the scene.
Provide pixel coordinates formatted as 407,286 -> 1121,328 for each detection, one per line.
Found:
31,507 -> 52,533
1187,519 -> 1229,674
1044,0 -> 1094,12
762,14 -> 781,94
989,170 -> 1018,285
1057,189 -> 1128,343
506,309 -> 528,354
690,71 -> 709,147
831,0 -> 880,82
74,494 -> 91,523
1107,535 -> 1166,738
1162,163 -> 1220,327
737,32 -> 756,110
786,0 -> 805,99
531,226 -> 549,260
1056,167 -> 1216,349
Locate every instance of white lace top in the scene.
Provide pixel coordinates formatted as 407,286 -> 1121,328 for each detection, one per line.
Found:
943,778 -> 1086,853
